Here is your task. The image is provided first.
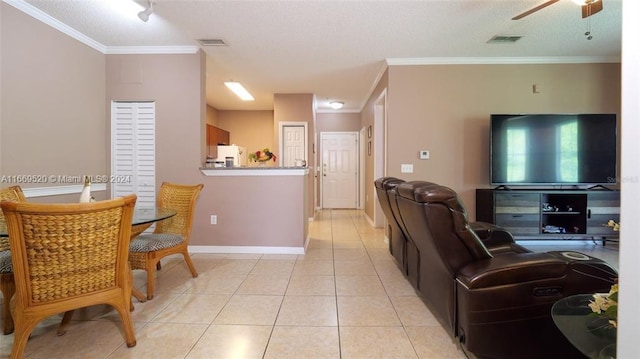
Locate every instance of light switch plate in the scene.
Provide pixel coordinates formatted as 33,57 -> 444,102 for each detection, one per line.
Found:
401,164 -> 413,173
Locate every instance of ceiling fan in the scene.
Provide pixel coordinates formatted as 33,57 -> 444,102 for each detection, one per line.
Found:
512,0 -> 604,20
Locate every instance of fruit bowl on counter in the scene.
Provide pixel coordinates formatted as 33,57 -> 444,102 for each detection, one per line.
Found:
248,148 -> 277,165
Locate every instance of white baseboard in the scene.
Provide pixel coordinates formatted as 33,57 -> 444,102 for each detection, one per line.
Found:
364,212 -> 375,227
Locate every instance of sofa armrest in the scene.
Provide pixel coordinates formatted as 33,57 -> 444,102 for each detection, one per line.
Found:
470,222 -> 530,254
457,252 -> 569,289
470,221 -> 512,243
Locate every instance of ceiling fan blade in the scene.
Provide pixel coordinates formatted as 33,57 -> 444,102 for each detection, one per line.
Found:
512,0 -> 560,20
582,0 -> 603,18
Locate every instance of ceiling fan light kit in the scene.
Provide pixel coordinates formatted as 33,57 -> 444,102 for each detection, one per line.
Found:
512,0 -> 603,21
582,0 -> 604,19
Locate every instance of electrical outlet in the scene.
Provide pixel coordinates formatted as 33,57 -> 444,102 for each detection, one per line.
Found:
401,164 -> 413,173
210,215 -> 217,225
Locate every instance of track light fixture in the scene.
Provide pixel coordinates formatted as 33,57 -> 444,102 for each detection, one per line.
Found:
138,0 -> 154,22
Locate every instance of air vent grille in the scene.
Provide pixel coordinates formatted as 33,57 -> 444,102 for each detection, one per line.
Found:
198,39 -> 228,46
487,35 -> 523,44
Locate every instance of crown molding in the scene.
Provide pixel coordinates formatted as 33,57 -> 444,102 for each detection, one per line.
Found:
4,0 -> 199,55
105,46 -> 200,55
386,56 -> 621,65
4,0 -> 106,53
357,61 -> 389,113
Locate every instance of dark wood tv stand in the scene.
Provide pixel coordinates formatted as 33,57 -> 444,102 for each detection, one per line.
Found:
476,188 -> 620,244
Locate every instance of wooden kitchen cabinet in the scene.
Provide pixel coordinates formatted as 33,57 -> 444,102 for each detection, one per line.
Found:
206,124 -> 230,158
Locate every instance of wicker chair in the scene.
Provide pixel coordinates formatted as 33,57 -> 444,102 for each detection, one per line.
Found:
129,182 -> 203,299
0,195 -> 138,358
0,186 -> 27,335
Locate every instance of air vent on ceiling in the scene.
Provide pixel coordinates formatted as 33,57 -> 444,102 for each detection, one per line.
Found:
487,35 -> 523,44
198,39 -> 228,46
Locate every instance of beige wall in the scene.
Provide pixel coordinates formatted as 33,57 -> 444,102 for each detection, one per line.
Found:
106,52 -> 206,182
316,112 -> 361,132
217,110 -> 275,155
361,69 -> 389,219
206,105 -> 219,126
274,94 -> 316,215
382,63 -> 621,220
1,4 -> 106,193
191,173 -> 308,249
105,52 -> 236,247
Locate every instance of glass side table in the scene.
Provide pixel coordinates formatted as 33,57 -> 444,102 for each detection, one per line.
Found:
552,294 -> 617,359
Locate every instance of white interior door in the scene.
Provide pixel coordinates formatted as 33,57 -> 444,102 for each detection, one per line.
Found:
321,132 -> 358,208
111,101 -> 156,208
282,125 -> 306,167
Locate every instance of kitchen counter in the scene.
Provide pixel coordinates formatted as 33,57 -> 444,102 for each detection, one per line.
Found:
200,167 -> 309,176
193,166 -> 310,254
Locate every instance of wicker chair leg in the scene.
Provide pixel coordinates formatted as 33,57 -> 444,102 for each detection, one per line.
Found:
182,250 -> 198,278
56,310 -> 75,336
10,319 -> 37,359
145,261 -> 156,300
113,300 -> 136,348
1,276 -> 15,335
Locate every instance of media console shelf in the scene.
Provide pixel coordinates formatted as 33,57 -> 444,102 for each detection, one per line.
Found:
476,189 -> 620,243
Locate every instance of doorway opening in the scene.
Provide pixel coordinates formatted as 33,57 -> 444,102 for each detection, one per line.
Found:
373,89 -> 387,227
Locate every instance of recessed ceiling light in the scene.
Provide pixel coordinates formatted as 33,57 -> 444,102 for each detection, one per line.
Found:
224,82 -> 255,101
329,101 -> 344,109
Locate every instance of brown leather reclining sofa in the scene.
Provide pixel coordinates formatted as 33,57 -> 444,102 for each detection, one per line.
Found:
374,177 -> 528,285
376,178 -> 618,359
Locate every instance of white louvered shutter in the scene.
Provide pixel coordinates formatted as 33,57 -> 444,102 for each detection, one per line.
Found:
111,101 -> 156,207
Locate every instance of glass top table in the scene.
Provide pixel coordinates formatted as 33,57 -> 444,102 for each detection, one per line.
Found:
132,207 -> 177,226
130,207 -> 177,237
552,294 -> 617,359
0,207 -> 176,237
0,206 -> 177,303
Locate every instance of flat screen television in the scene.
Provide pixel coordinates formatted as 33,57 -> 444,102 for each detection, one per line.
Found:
490,114 -> 617,186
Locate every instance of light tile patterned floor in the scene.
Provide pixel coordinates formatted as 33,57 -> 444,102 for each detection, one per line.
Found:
0,210 -> 619,358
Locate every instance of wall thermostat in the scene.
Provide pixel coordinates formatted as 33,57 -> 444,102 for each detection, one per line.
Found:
419,150 -> 430,159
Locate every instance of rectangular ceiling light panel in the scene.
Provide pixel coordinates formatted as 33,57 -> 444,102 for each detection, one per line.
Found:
224,82 -> 254,101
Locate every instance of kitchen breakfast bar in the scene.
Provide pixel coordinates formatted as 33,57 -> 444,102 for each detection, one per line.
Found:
196,167 -> 310,254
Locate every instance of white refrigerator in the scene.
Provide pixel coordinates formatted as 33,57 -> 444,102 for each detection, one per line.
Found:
215,145 -> 247,167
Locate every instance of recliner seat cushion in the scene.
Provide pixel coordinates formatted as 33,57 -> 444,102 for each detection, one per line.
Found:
457,252 -> 570,289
